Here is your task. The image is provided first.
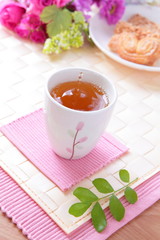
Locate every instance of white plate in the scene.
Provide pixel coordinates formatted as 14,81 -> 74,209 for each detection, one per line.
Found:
89,5 -> 160,72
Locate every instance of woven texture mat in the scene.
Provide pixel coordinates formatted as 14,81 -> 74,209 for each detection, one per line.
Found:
0,24 -> 160,234
1,108 -> 128,191
1,167 -> 160,240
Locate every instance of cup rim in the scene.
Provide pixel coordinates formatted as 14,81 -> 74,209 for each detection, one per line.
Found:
45,67 -> 117,114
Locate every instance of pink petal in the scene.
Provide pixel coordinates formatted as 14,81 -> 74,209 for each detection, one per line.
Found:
78,136 -> 88,143
76,121 -> 84,131
66,148 -> 72,153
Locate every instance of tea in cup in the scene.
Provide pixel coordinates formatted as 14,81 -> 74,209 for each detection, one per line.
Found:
50,78 -> 109,111
45,68 -> 117,159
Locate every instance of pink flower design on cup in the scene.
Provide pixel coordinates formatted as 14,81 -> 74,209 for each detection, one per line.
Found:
66,121 -> 88,160
76,121 -> 84,131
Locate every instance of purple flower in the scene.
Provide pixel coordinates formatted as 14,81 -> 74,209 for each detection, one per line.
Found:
72,0 -> 93,19
92,0 -> 103,7
73,0 -> 93,12
100,0 -> 125,25
30,29 -> 47,43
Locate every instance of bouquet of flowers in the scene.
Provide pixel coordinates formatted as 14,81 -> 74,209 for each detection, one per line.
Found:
0,0 -> 129,54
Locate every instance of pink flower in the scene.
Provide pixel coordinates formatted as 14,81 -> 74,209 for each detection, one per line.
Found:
0,3 -> 26,30
52,0 -> 71,7
76,122 -> 84,131
37,0 -> 53,7
15,23 -> 30,38
18,0 -> 32,9
32,0 -> 53,12
30,30 -> 47,43
23,14 -> 41,29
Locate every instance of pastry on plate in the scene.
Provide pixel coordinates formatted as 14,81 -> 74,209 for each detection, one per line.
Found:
108,14 -> 160,65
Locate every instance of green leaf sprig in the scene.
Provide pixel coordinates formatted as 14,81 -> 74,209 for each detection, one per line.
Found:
69,169 -> 138,232
40,5 -> 88,54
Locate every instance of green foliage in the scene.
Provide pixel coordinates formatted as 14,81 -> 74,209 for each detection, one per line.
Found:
41,5 -> 72,36
93,178 -> 114,193
46,9 -> 72,37
124,187 -> 138,204
72,11 -> 85,24
40,5 -> 58,23
73,187 -> 98,202
43,23 -> 84,54
69,169 -> 138,233
109,195 -> 125,221
40,5 -> 89,54
119,169 -> 130,183
91,202 -> 107,232
69,202 -> 91,217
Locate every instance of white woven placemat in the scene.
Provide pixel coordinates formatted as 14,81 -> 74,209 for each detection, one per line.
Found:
0,25 -> 159,233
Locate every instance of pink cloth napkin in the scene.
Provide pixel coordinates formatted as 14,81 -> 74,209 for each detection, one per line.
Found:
1,109 -> 128,191
0,167 -> 160,240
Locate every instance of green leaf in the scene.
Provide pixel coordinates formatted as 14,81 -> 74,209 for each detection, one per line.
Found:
124,187 -> 138,204
47,22 -> 56,37
91,202 -> 107,232
46,8 -> 72,37
76,145 -> 83,149
68,129 -> 75,138
92,178 -> 114,193
72,11 -> 85,24
109,195 -> 125,221
40,5 -> 59,23
69,202 -> 91,217
73,187 -> 98,202
119,169 -> 130,183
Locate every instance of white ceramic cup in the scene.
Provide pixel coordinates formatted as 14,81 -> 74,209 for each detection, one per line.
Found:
45,68 -> 117,160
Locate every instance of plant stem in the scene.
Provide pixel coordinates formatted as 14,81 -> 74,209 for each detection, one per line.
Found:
69,129 -> 79,160
97,177 -> 139,201
74,178 -> 139,205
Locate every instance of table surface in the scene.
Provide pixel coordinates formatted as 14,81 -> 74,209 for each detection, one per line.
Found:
0,13 -> 160,239
1,200 -> 160,240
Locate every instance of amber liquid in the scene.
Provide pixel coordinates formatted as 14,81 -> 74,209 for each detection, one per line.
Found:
50,80 -> 109,111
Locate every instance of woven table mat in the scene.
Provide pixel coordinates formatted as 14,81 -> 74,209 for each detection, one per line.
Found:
1,167 -> 160,240
0,25 -> 160,234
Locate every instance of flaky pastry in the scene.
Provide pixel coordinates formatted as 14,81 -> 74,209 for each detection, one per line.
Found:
108,14 -> 160,65
116,32 -> 160,65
